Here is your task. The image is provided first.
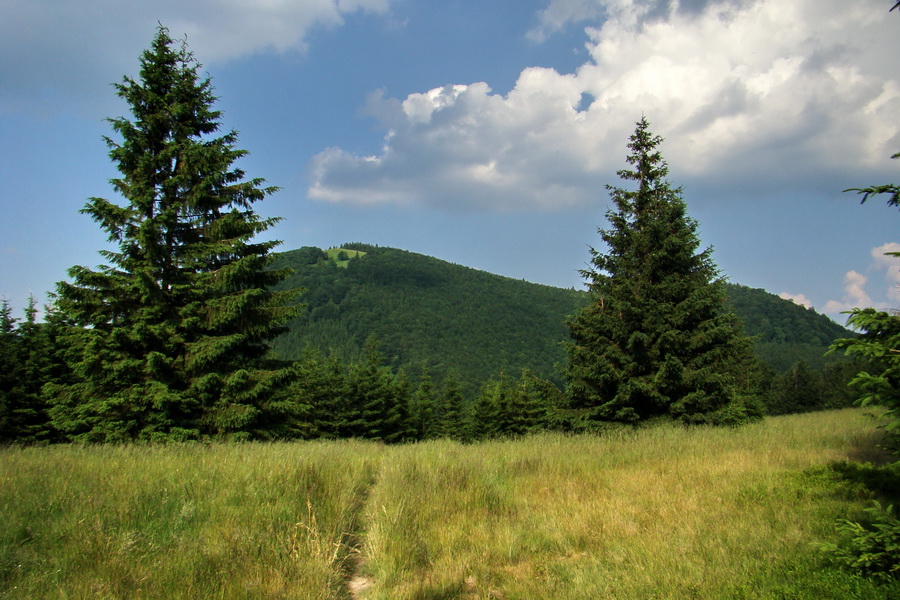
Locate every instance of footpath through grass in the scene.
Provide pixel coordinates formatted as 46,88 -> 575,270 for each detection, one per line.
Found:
2,409 -> 899,599
0,441 -> 380,599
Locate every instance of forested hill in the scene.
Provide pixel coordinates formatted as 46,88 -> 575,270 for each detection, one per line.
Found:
270,244 -> 585,393
270,244 -> 850,394
724,283 -> 851,372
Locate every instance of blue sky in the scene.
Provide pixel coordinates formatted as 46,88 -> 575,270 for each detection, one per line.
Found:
1,0 -> 898,325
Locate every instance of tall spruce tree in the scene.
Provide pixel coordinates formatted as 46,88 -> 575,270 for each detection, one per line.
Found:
46,26 -> 300,442
565,117 -> 759,425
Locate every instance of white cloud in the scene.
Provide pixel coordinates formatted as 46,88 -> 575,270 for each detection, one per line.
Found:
872,242 -> 900,302
823,270 -> 871,315
310,75 -> 599,211
823,243 -> 900,317
779,293 -> 812,309
0,0 -> 394,114
310,0 -> 899,211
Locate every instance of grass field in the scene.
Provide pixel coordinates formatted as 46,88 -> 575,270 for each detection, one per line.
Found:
2,409 -> 898,599
324,248 -> 367,268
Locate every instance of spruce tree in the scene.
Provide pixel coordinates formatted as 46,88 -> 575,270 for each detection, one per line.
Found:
433,371 -> 465,440
468,375 -> 505,440
0,298 -> 60,442
346,343 -> 412,443
0,300 -> 19,441
831,151 -> 899,441
516,369 -> 558,432
294,349 -> 351,440
565,117 -> 759,425
46,26 -> 300,442
765,360 -> 824,415
411,367 -> 437,440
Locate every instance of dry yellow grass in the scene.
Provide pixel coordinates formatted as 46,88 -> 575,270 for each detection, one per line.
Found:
1,409 -> 897,599
356,409 -> 896,599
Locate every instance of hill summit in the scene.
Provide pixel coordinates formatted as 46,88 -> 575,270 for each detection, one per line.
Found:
270,244 -> 849,394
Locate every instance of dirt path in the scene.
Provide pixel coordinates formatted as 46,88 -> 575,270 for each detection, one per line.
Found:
340,461 -> 380,599
348,574 -> 374,598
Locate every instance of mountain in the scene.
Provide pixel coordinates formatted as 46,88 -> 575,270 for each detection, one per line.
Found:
270,244 -> 851,395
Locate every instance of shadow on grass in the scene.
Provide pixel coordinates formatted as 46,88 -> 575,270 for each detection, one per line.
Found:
827,418 -> 900,504
828,461 -> 900,504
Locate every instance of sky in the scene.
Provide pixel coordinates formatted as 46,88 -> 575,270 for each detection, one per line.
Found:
1,0 -> 898,326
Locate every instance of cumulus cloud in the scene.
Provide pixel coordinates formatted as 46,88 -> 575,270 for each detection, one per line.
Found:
0,0 -> 393,114
528,0 -> 754,40
823,243 -> 900,316
310,75 -> 603,211
823,271 -> 871,315
779,293 -> 813,309
311,0 -> 899,211
872,242 -> 900,302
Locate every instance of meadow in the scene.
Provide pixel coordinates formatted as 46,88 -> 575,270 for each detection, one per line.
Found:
2,408 -> 898,599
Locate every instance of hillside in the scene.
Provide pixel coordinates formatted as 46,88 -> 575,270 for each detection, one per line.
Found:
270,244 -> 584,393
724,282 -> 852,372
270,244 -> 851,392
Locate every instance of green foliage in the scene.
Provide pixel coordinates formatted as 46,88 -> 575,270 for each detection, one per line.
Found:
828,228 -> 899,443
830,138 -> 900,435
820,87 -> 900,579
819,501 -> 900,581
465,369 -> 558,441
761,357 -> 869,417
822,359 -> 874,409
829,145 -> 899,431
345,341 -> 415,443
45,26 -> 300,442
268,243 -> 848,413
844,151 -> 899,209
0,297 -> 65,443
432,371 -> 466,440
282,344 -> 417,443
565,117 -> 760,425
725,282 -> 852,371
271,244 -> 584,399
831,308 -> 900,436
767,360 -> 825,415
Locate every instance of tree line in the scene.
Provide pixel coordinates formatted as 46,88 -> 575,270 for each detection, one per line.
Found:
0,26 -> 877,444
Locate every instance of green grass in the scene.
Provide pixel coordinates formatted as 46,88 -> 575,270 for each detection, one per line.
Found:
0,441 -> 381,599
324,248 -> 366,268
2,409 -> 899,599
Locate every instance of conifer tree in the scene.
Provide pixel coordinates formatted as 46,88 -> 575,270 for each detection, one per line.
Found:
411,367 -> 437,439
433,371 -> 465,440
0,298 -> 60,442
468,375 -> 505,440
831,151 -> 899,441
565,117 -> 759,425
765,359 -> 824,415
516,369 -> 558,432
46,26 -> 300,441
293,349 -> 351,439
0,300 -> 19,441
346,343 -> 412,443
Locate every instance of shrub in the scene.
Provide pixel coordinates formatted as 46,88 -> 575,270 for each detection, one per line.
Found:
819,501 -> 900,580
